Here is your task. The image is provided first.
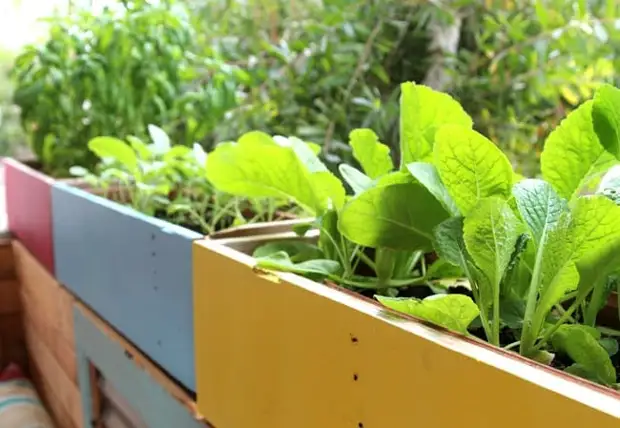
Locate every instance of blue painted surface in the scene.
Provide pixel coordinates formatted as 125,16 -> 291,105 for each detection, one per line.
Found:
52,183 -> 202,391
74,307 -> 205,428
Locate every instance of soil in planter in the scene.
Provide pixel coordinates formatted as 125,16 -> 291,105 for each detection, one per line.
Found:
153,202 -> 299,235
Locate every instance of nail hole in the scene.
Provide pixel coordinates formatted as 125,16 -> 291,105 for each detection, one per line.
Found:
350,334 -> 358,343
157,340 -> 162,346
353,373 -> 359,381
124,350 -> 133,360
151,251 -> 156,256
153,285 -> 159,291
358,423 -> 364,428
151,233 -> 156,240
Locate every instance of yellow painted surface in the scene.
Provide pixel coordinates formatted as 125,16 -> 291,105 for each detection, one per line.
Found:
193,239 -> 620,428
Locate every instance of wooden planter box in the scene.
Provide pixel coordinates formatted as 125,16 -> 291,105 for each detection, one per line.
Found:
74,302 -> 207,428
52,180 -> 308,392
12,239 -> 81,428
192,237 -> 620,428
4,158 -> 56,274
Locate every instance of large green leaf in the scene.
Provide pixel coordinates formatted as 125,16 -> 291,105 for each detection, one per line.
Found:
349,129 -> 393,179
435,125 -> 514,215
376,294 -> 479,334
399,82 -> 472,167
551,324 -> 616,386
407,162 -> 460,216
338,182 -> 449,251
513,179 -> 568,244
463,197 -> 522,302
206,131 -> 345,214
255,251 -> 342,278
541,101 -> 616,200
88,136 -> 138,174
592,84 -> 620,159
570,195 -> 620,262
339,164 -> 373,195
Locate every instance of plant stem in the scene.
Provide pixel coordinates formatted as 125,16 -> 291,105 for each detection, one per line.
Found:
533,291 -> 590,352
504,341 -> 520,351
519,238 -> 545,356
553,303 -> 576,323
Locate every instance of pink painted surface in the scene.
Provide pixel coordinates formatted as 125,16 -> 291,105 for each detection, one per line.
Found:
3,158 -> 55,274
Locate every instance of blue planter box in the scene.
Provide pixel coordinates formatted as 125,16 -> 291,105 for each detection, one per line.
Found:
52,182 -> 202,391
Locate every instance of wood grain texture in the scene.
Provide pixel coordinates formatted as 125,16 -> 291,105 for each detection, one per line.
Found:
193,239 -> 620,428
13,240 -> 80,428
52,182 -> 202,391
3,158 -> 55,274
74,303 -> 208,428
0,239 -> 26,376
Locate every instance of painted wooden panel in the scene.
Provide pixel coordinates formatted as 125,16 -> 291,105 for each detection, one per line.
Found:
74,304 -> 207,428
52,183 -> 202,391
13,240 -> 81,428
193,239 -> 620,428
4,158 -> 55,273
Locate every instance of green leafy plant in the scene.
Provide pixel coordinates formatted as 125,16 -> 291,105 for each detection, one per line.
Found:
378,83 -> 620,387
206,82 -> 474,292
72,125 -> 297,234
12,0 -> 240,176
206,79 -> 620,389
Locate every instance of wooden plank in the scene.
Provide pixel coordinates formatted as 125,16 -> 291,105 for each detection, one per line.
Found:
0,279 -> 20,314
24,321 -> 81,428
14,240 -> 77,384
0,241 -> 15,280
52,183 -> 202,391
3,158 -> 55,274
193,239 -> 620,428
74,303 -> 208,428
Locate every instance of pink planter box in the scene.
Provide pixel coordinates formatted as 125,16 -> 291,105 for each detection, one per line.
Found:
4,158 -> 55,274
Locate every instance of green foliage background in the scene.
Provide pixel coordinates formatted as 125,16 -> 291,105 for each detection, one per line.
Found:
3,0 -> 620,176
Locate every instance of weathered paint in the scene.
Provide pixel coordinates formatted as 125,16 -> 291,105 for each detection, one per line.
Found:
193,239 -> 620,428
53,182 -> 202,391
74,305 -> 206,428
4,158 -> 55,273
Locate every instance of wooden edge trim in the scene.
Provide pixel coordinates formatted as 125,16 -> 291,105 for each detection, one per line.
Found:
194,238 -> 620,417
73,302 -> 204,422
209,217 -> 315,240
2,157 -> 55,185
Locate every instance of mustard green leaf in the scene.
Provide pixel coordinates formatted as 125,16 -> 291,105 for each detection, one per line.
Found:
286,136 -> 329,173
88,136 -> 138,173
407,162 -> 460,216
598,165 -> 620,191
376,294 -> 479,334
255,251 -> 341,277
339,164 -> 373,195
435,125 -> 514,215
338,182 -> 449,251
551,324 -> 616,386
349,128 -> 393,178
570,195 -> 620,263
541,101 -> 616,200
206,132 -> 345,214
513,179 -> 568,245
399,82 -> 472,167
147,124 -> 171,154
434,217 -> 493,309
433,217 -> 468,268
592,83 -> 620,159
463,197 -> 522,296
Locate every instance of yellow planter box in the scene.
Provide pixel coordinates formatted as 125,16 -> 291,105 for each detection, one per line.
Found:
193,235 -> 620,428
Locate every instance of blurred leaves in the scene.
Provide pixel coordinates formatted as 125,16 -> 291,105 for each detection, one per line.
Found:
12,0 -> 241,176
